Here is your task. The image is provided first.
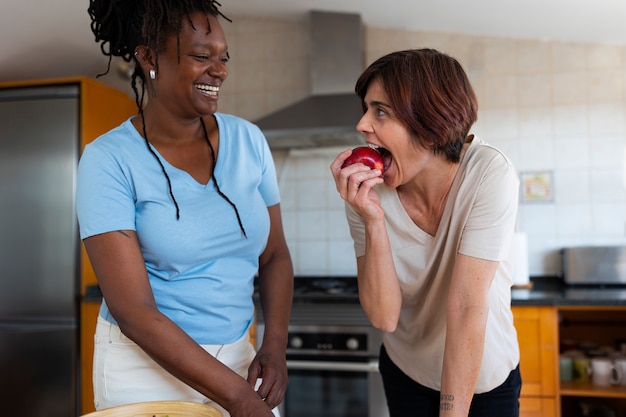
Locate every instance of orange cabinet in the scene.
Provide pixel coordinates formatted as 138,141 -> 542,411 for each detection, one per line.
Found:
513,306 -> 560,417
519,397 -> 558,417
77,78 -> 135,415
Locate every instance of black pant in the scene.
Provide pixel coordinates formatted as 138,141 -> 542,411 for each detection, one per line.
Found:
379,345 -> 521,417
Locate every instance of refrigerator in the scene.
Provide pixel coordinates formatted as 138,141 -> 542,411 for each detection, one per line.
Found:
0,84 -> 80,416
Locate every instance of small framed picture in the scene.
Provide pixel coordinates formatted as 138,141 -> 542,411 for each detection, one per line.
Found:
520,171 -> 553,202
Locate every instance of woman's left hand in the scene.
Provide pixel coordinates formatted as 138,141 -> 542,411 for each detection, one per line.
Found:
247,347 -> 288,410
250,202 -> 293,409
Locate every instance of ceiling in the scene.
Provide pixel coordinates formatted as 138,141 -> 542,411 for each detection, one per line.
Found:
1,0 -> 625,84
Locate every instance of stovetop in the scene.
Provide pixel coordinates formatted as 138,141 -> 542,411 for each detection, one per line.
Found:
254,276 -> 370,326
294,277 -> 358,296
254,276 -> 360,304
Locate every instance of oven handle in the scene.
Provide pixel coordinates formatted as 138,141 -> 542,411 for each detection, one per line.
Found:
287,359 -> 380,373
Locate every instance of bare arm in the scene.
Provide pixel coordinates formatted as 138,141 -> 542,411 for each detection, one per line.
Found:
247,203 -> 294,408
83,230 -> 275,417
439,254 -> 498,417
355,225 -> 402,332
331,149 -> 401,332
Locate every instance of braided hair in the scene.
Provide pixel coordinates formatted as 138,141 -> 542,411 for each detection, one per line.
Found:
88,0 -> 246,237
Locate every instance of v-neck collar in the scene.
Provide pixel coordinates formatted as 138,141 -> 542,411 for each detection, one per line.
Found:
126,115 -> 223,189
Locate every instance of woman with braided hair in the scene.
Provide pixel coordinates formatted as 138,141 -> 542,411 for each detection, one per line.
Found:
76,1 -> 293,416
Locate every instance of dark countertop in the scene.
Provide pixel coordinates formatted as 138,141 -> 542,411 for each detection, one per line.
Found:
511,277 -> 626,306
91,276 -> 626,308
83,285 -> 103,302
278,277 -> 626,307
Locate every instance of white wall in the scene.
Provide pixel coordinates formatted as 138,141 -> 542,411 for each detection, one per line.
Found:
219,17 -> 626,277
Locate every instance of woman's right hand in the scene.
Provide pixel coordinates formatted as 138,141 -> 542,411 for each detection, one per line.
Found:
330,148 -> 385,221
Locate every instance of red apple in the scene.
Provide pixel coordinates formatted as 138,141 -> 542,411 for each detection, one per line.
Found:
341,146 -> 385,173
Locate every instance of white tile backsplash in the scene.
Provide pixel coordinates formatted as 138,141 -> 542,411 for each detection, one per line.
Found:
586,44 -> 624,70
590,169 -> 626,202
590,136 -> 625,171
517,107 -> 553,138
296,210 -> 328,241
552,43 -> 587,72
554,170 -> 590,203
277,151 -> 358,276
480,108 -> 519,139
517,74 -> 552,107
552,72 -> 587,105
556,203 -> 593,238
326,209 -> 351,240
588,102 -> 625,136
553,137 -> 590,170
294,179 -> 328,210
327,239 -> 358,276
484,75 -> 517,108
552,105 -> 589,137
587,70 -> 624,102
515,41 -> 552,74
591,203 -> 626,237
519,137 -> 555,171
296,240 -> 329,276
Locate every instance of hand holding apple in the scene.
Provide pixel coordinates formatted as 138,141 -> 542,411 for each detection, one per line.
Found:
341,146 -> 385,174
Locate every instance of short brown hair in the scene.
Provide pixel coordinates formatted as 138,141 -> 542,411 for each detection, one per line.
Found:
355,49 -> 477,162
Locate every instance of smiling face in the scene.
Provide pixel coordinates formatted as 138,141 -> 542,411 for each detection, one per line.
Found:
357,78 -> 433,188
146,11 -> 229,119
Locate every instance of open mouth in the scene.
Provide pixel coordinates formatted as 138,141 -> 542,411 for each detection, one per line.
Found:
368,144 -> 392,173
194,83 -> 219,97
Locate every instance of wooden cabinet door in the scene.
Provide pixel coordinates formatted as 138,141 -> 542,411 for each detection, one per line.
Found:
79,78 -> 136,415
512,306 -> 559,417
519,397 -> 558,417
79,78 -> 137,295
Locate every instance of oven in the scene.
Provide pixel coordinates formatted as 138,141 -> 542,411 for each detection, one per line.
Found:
255,278 -> 389,417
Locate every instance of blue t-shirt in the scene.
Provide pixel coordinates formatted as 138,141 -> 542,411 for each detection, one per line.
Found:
76,113 -> 280,344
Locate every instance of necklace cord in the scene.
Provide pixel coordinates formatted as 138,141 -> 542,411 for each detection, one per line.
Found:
137,112 -> 247,238
200,118 -> 247,238
140,109 -> 181,220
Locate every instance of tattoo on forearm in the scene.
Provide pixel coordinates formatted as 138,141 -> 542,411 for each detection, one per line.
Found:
115,230 -> 131,238
440,394 -> 454,411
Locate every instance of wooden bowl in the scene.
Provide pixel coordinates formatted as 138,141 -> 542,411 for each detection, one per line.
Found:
80,401 -> 222,417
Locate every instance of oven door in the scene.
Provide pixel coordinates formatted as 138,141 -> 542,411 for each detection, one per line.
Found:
283,356 -> 389,417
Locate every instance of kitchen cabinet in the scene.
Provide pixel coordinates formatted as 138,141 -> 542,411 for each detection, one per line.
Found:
76,78 -> 135,415
558,307 -> 626,417
513,306 -> 560,417
513,304 -> 626,417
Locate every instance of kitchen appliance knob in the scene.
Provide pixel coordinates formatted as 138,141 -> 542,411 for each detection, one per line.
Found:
290,336 -> 303,349
346,337 -> 359,350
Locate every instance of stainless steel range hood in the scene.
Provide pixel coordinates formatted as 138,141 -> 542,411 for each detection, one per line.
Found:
255,11 -> 366,149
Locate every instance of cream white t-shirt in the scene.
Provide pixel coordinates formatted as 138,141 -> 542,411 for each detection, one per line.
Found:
346,136 -> 520,393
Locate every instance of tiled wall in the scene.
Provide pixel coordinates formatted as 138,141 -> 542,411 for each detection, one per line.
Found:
218,17 -> 626,277
271,147 -> 358,276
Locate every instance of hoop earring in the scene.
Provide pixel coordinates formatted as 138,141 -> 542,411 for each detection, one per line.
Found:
149,69 -> 156,80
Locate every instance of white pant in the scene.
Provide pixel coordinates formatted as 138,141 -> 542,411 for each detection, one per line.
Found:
93,316 -> 279,416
